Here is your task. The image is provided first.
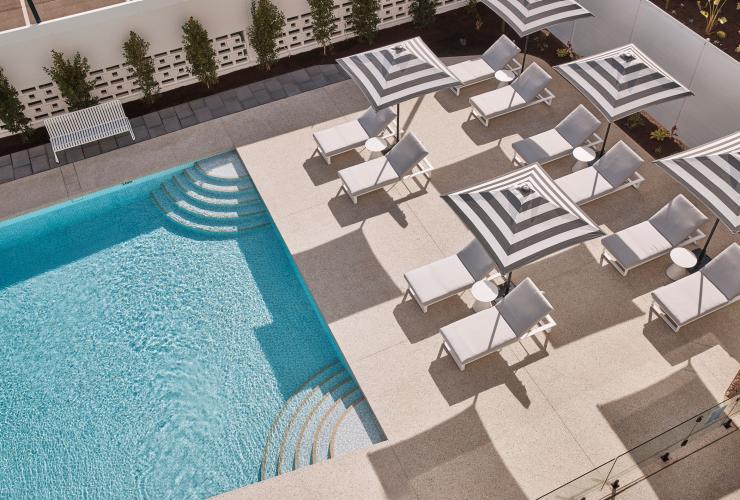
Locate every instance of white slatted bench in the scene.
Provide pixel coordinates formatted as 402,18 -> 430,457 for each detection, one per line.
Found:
44,100 -> 135,162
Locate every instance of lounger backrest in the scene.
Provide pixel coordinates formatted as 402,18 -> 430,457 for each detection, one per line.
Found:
648,194 -> 709,246
555,105 -> 601,147
457,239 -> 496,280
481,34 -> 520,72
701,242 -> 740,299
386,133 -> 428,176
496,278 -> 553,336
510,63 -> 552,102
358,107 -> 396,136
594,140 -> 644,187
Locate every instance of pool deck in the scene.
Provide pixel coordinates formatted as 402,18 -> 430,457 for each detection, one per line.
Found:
1,56 -> 738,499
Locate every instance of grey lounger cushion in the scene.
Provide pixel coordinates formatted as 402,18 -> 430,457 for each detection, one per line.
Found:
556,141 -> 643,204
512,104 -> 599,164
338,132 -> 428,197
601,221 -> 672,270
594,141 -> 644,187
405,240 -> 495,308
449,35 -> 520,86
440,278 -> 551,366
700,242 -> 740,299
313,107 -> 395,156
649,194 -> 709,246
469,63 -> 551,119
652,272 -> 728,326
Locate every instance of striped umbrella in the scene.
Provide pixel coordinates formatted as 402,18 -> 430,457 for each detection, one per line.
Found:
555,44 -> 693,155
444,163 -> 604,291
654,131 -> 739,268
337,37 -> 459,138
478,0 -> 593,66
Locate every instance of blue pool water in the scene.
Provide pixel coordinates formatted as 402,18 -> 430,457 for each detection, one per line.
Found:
0,160 -> 352,498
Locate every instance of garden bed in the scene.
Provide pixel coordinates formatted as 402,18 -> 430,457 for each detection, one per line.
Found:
0,5 -> 680,160
647,0 -> 739,62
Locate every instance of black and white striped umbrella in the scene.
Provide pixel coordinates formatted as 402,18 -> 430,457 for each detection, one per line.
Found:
654,131 -> 739,233
555,44 -> 693,122
478,0 -> 593,37
444,163 -> 604,274
337,37 -> 458,137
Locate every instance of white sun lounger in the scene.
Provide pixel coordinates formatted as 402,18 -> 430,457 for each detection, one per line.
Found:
404,239 -> 499,312
555,141 -> 645,205
448,35 -> 522,96
313,107 -> 397,164
600,194 -> 709,276
338,132 -> 431,204
512,104 -> 602,166
649,243 -> 740,332
440,277 -> 555,371
468,63 -> 555,127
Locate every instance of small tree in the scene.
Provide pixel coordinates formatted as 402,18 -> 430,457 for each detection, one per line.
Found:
351,0 -> 380,45
248,0 -> 286,71
410,0 -> 436,27
466,0 -> 483,31
0,66 -> 32,139
309,0 -> 337,55
182,17 -> 219,88
43,50 -> 98,111
122,31 -> 159,104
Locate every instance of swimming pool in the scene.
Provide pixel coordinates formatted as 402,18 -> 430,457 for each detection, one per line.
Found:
0,152 -> 383,498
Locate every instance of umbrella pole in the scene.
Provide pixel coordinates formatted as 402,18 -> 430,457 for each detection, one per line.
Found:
598,121 -> 612,157
691,217 -> 719,272
396,102 -> 400,141
521,35 -> 529,69
503,271 -> 513,296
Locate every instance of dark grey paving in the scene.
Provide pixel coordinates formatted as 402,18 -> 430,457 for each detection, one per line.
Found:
2,64 -> 348,185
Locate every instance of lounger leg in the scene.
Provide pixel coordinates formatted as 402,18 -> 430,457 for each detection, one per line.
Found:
351,194 -> 358,204
129,129 -> 135,141
53,151 -> 59,163
648,304 -> 654,322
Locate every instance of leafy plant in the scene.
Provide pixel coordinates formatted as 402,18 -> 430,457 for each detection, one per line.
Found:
43,50 -> 98,111
697,0 -> 728,36
650,125 -> 678,142
556,40 -> 575,59
122,31 -> 159,104
248,0 -> 286,71
182,17 -> 219,88
626,113 -> 646,129
410,0 -> 436,27
0,66 -> 32,139
350,0 -> 380,44
466,0 -> 483,31
308,0 -> 337,55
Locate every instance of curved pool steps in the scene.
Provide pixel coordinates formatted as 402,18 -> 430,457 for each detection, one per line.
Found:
329,399 -> 386,459
161,181 -> 266,222
172,175 -> 262,208
183,168 -> 255,193
310,387 -> 363,464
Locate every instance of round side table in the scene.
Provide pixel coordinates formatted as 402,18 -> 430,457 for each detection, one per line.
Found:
365,137 -> 388,159
471,280 -> 499,312
571,146 -> 597,172
494,69 -> 516,88
666,247 -> 698,281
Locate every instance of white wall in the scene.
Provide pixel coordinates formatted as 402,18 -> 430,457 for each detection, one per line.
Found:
0,0 -> 466,134
551,0 -> 740,147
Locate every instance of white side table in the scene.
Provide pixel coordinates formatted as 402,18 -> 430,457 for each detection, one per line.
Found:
471,280 -> 499,312
571,146 -> 597,172
494,69 -> 516,88
666,247 -> 698,281
365,136 -> 388,159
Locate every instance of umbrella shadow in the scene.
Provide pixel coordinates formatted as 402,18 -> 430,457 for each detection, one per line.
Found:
428,148 -> 515,195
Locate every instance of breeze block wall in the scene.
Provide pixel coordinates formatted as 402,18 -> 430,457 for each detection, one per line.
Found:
0,0 -> 467,136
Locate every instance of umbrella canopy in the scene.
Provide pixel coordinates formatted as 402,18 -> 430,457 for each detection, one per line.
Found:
443,164 -> 604,273
555,44 -> 693,122
653,131 -> 739,233
478,0 -> 593,37
336,37 -> 459,111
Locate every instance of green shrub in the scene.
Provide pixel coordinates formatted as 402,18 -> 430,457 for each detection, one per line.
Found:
351,0 -> 380,45
43,50 -> 98,111
466,0 -> 482,31
410,0 -> 436,27
122,31 -> 159,104
182,17 -> 219,88
626,113 -> 645,129
248,0 -> 286,71
309,0 -> 337,55
650,126 -> 671,141
0,66 -> 32,139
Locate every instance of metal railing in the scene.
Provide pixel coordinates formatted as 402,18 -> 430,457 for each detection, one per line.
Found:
538,395 -> 740,499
